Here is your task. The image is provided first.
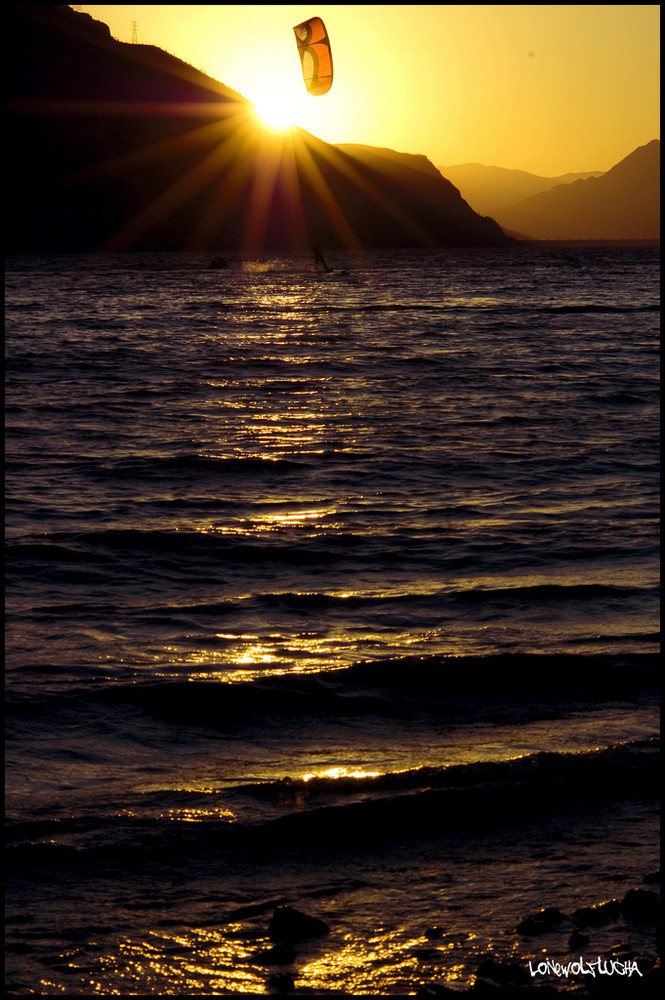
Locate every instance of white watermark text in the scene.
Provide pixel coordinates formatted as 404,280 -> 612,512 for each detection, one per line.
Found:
529,956 -> 642,979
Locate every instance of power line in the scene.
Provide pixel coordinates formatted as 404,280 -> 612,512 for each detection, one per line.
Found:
131,21 -> 139,44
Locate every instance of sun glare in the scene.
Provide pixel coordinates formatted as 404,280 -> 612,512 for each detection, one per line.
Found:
252,90 -> 294,132
245,72 -> 314,134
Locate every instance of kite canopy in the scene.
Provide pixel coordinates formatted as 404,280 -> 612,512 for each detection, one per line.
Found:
293,17 -> 333,96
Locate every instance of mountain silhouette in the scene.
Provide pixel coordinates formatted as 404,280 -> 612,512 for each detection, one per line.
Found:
436,163 -> 604,220
491,142 -> 660,240
7,5 -> 510,253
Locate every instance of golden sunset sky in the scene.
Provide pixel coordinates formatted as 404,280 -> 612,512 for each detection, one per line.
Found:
78,5 -> 659,176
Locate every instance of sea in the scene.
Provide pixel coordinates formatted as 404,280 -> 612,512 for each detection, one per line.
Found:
5,246 -> 660,996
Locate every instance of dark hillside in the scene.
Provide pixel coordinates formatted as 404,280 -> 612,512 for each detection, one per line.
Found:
7,5 -> 511,252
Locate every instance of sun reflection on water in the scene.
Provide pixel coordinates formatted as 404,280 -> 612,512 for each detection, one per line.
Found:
165,806 -> 236,823
192,505 -> 343,536
73,924 -> 474,996
302,766 -> 382,782
96,927 -> 270,994
296,931 -> 427,994
152,623 -> 480,683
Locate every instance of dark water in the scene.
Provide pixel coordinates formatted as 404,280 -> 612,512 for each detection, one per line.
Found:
5,247 -> 660,995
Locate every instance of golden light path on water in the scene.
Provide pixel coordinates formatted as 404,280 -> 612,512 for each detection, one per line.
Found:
49,924 -> 478,995
301,765 -> 381,782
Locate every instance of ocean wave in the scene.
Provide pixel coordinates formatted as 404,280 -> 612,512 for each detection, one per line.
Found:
451,582 -> 656,603
319,301 -> 662,316
6,530 -> 345,566
6,651 -> 652,719
6,738 -> 659,863
254,741 -> 660,849
543,303 -> 660,314
96,454 -> 312,478
180,736 -> 659,808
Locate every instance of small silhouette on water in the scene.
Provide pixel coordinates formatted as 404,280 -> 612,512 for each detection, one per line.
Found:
208,256 -> 228,269
312,245 -> 331,272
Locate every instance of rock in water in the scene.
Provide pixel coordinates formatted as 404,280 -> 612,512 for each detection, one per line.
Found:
268,972 -> 295,994
268,905 -> 330,942
476,959 -> 531,987
568,931 -> 590,950
620,889 -> 660,924
572,899 -> 620,928
516,906 -> 567,935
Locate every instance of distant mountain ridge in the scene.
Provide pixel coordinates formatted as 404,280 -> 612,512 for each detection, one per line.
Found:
436,163 -> 605,219
440,144 -> 660,240
498,142 -> 660,240
7,5 -> 509,252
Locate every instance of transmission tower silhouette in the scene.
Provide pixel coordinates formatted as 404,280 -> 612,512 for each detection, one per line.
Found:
131,21 -> 139,44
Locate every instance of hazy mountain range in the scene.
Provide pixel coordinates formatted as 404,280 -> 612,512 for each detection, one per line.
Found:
440,145 -> 660,241
436,164 -> 605,219
6,5 -> 508,253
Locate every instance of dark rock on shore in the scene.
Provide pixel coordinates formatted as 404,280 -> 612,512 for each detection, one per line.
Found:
620,888 -> 660,924
472,983 -> 559,995
267,971 -> 296,994
516,907 -> 567,935
253,943 -> 297,965
416,985 -> 460,998
568,930 -> 590,950
476,958 -> 532,987
419,878 -> 660,997
268,904 -> 330,943
227,898 -> 286,921
572,899 -> 621,928
424,926 -> 445,940
578,962 -> 662,997
413,947 -> 446,962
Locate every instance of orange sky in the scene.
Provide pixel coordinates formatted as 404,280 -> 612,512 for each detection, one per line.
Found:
78,5 -> 660,176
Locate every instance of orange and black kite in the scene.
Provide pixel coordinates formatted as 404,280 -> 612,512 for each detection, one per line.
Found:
293,16 -> 333,96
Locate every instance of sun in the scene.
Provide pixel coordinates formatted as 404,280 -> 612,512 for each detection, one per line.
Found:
245,70 -> 315,134
228,47 -> 332,136
252,88 -> 295,132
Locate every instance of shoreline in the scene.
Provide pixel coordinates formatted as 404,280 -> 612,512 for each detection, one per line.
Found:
520,238 -> 660,248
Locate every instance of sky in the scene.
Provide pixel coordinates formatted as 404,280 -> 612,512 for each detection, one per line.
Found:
77,5 -> 660,177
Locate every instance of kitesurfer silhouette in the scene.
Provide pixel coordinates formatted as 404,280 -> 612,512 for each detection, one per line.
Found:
312,246 -> 330,272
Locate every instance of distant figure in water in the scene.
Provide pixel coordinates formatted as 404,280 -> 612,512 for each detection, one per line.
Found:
208,256 -> 228,269
312,245 -> 330,272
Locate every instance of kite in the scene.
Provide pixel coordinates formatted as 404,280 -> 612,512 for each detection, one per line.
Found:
293,17 -> 333,96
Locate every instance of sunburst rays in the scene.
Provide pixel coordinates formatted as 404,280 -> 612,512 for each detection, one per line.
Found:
10,39 -> 428,256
